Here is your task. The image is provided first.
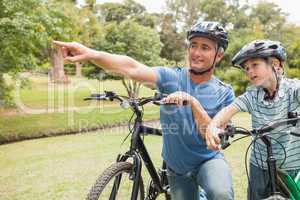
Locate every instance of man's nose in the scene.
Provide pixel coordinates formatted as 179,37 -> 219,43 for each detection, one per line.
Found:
191,48 -> 202,57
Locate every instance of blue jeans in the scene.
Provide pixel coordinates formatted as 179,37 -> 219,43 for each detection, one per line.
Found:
248,163 -> 300,200
166,157 -> 234,200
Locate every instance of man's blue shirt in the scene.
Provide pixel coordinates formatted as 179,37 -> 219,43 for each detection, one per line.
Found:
154,66 -> 235,174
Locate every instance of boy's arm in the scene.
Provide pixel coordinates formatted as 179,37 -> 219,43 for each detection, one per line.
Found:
210,104 -> 239,129
206,104 -> 240,150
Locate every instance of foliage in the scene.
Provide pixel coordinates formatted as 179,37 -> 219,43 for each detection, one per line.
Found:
0,0 -> 76,105
1,0 -> 300,103
216,67 -> 250,96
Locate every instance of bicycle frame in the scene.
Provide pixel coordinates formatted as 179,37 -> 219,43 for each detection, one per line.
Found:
221,114 -> 300,199
114,102 -> 168,200
277,170 -> 300,200
258,129 -> 300,199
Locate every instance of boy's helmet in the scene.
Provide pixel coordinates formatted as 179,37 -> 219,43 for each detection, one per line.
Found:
232,40 -> 286,68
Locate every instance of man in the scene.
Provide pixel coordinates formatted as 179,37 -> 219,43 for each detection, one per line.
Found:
54,20 -> 235,200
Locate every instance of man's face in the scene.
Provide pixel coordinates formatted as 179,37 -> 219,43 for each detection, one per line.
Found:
188,37 -> 223,70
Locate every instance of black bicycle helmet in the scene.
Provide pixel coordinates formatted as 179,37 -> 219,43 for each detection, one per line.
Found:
187,21 -> 228,51
232,40 -> 286,68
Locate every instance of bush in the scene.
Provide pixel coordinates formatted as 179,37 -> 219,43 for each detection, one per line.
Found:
286,67 -> 300,79
0,74 -> 14,108
216,68 -> 250,96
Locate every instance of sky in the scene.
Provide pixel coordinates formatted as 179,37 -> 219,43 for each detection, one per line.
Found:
78,0 -> 300,25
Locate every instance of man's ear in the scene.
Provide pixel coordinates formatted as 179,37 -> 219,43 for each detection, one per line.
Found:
216,51 -> 224,63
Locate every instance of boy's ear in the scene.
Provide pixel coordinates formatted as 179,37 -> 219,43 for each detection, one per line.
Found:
271,57 -> 281,68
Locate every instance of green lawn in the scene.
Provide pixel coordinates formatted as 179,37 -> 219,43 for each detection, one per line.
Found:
0,75 -> 159,143
0,105 -> 159,144
13,75 -> 155,109
0,113 -> 251,200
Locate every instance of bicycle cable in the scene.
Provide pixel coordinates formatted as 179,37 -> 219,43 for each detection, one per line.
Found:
245,134 -> 259,196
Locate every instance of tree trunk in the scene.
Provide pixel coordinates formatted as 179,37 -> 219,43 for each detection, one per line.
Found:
50,48 -> 69,84
75,62 -> 82,77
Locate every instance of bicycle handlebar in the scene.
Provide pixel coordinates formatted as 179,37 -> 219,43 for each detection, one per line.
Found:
84,91 -> 188,107
219,113 -> 300,149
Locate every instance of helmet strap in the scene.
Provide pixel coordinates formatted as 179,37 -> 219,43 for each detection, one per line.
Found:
263,62 -> 280,101
188,45 -> 220,76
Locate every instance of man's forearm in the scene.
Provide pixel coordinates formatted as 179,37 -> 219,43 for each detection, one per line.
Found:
190,98 -> 211,137
89,50 -> 157,85
90,50 -> 137,77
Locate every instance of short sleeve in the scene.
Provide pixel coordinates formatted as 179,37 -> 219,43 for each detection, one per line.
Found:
295,80 -> 300,103
232,91 -> 252,113
152,66 -> 179,93
223,86 -> 235,107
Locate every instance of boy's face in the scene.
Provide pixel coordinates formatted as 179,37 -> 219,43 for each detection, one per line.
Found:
188,37 -> 223,70
243,58 -> 274,86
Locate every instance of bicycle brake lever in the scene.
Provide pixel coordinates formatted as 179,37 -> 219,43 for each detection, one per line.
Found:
219,133 -> 230,150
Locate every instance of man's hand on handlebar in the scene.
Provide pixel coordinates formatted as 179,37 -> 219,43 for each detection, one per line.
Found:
162,91 -> 193,107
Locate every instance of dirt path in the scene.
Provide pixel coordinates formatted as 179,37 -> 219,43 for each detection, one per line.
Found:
0,105 -> 117,116
0,119 -> 161,145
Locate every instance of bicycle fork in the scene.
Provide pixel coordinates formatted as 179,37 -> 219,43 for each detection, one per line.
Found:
115,152 -> 142,200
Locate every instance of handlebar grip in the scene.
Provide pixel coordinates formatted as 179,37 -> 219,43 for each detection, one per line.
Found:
153,100 -> 188,106
84,93 -> 107,101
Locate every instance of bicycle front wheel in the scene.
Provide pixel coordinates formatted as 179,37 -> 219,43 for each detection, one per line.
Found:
86,162 -> 144,200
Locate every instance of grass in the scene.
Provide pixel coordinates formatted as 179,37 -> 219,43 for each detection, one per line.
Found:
0,105 -> 159,144
0,75 -> 159,143
12,75 -> 155,110
0,113 -> 251,200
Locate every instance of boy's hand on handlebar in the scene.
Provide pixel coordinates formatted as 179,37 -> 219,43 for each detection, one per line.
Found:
205,125 -> 222,151
53,40 -> 95,63
162,91 -> 193,106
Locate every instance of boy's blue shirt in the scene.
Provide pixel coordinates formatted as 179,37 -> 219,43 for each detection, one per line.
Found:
153,66 -> 235,174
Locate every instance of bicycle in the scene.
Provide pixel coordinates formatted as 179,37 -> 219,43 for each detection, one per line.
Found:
219,112 -> 300,200
84,91 -> 183,200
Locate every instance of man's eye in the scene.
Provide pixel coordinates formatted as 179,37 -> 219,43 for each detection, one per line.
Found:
202,46 -> 210,50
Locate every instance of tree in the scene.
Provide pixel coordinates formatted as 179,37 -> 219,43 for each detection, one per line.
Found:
61,1 -> 105,78
159,14 -> 185,65
90,19 -> 164,97
95,0 -> 146,24
166,0 -> 203,28
0,0 -> 75,105
249,1 -> 286,39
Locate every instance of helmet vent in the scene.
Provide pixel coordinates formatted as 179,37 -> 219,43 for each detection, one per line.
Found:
269,44 -> 278,49
254,41 -> 264,47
